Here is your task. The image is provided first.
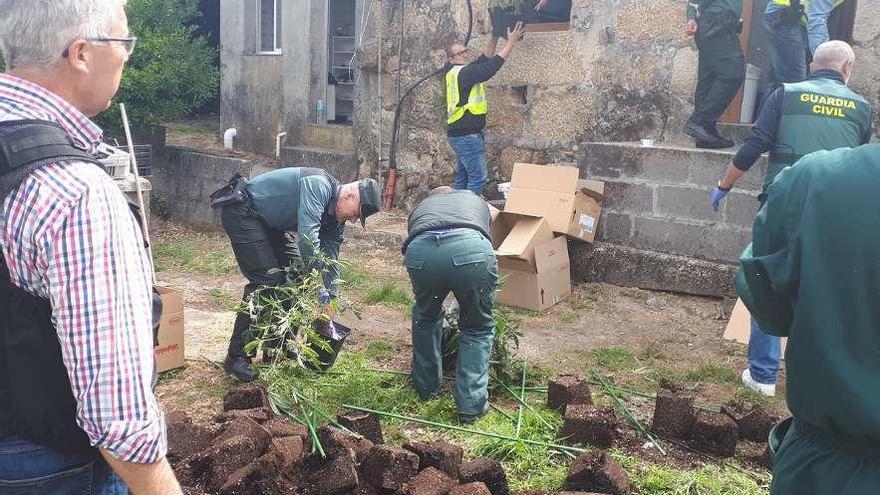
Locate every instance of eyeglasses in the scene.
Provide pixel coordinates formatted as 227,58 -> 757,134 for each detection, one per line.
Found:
62,36 -> 138,58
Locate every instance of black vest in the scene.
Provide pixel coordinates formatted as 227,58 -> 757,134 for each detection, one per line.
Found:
0,120 -> 158,455
403,190 -> 492,253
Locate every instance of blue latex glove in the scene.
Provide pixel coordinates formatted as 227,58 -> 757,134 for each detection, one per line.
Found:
318,288 -> 331,305
710,187 -> 729,212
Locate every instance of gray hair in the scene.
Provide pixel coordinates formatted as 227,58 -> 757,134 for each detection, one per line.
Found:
0,0 -> 126,69
812,40 -> 856,71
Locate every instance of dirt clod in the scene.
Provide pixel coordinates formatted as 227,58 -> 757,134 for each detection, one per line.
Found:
451,482 -> 492,495
214,407 -> 273,424
360,445 -> 421,491
397,467 -> 457,495
561,404 -> 619,448
721,402 -> 777,443
317,425 -> 375,462
269,436 -> 305,470
404,441 -> 464,479
565,450 -> 632,495
263,417 -> 310,440
166,411 -> 215,463
651,384 -> 696,440
217,453 -> 290,495
547,374 -> 593,411
338,410 -> 385,444
213,416 -> 272,448
458,458 -> 508,495
298,451 -> 360,495
223,383 -> 270,411
186,433 -> 271,493
691,412 -> 738,458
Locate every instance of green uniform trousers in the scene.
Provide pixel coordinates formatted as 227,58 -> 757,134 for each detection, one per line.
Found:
771,419 -> 880,495
404,229 -> 498,416
691,18 -> 745,125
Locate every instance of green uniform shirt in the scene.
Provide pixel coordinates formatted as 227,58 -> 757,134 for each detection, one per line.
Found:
737,144 -> 880,444
246,167 -> 345,292
687,0 -> 743,19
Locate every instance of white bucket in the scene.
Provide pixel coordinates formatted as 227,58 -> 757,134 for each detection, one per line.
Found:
740,63 -> 763,124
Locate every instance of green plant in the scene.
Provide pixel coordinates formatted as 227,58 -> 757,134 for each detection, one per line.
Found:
96,0 -> 219,135
592,347 -> 636,371
364,281 -> 413,309
685,363 -> 739,385
441,306 -> 524,391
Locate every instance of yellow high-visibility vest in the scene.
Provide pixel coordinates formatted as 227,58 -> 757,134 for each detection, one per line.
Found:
446,65 -> 488,125
770,0 -> 847,25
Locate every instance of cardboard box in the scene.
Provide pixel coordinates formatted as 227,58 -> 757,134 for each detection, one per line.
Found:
504,163 -> 605,243
490,212 -> 571,311
155,286 -> 185,372
723,298 -> 786,358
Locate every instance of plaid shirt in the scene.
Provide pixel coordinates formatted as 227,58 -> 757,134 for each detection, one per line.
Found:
0,74 -> 166,463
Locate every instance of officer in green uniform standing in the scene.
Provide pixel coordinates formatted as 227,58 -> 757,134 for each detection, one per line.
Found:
684,0 -> 745,149
736,143 -> 880,494
217,167 -> 381,381
402,187 -> 498,423
711,40 -> 872,397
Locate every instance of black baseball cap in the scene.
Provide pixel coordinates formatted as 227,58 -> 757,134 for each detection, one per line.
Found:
358,178 -> 380,227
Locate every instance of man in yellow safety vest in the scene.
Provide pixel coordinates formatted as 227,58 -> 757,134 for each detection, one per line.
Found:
445,21 -> 524,195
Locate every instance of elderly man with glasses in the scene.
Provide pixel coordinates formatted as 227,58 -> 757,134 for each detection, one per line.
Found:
0,1 -> 181,494
445,21 -> 525,195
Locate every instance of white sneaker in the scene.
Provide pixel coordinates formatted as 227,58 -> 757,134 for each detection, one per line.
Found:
741,368 -> 776,397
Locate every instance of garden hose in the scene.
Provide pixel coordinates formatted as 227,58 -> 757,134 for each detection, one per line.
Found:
381,0 -> 474,209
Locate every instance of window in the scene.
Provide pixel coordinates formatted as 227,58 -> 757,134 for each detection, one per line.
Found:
489,0 -> 572,35
258,0 -> 282,53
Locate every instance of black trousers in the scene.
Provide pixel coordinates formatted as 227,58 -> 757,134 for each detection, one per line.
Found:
220,201 -> 302,357
690,26 -> 745,126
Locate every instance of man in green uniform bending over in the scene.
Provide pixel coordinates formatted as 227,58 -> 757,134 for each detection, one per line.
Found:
402,187 -> 498,424
219,167 -> 380,381
737,144 -> 880,494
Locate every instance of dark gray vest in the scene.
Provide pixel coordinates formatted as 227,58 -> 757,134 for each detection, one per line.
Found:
403,190 -> 492,253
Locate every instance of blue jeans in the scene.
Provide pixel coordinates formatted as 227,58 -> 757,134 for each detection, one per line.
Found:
748,317 -> 781,385
0,437 -> 127,494
764,8 -> 808,93
448,133 -> 488,195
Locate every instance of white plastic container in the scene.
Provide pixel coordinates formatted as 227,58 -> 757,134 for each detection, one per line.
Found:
741,63 -> 763,124
97,142 -> 132,178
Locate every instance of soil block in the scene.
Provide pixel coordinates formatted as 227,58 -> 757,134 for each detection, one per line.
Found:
263,417 -> 310,440
458,458 -> 508,495
223,383 -> 270,411
355,484 -> 380,495
187,434 -> 271,493
166,412 -> 215,463
451,483 -> 492,495
547,374 -> 594,411
565,450 -> 632,495
691,412 -> 738,458
721,402 -> 777,443
338,410 -> 385,444
214,407 -> 273,424
651,385 -> 696,440
218,453 -> 290,495
269,436 -> 305,470
213,416 -> 272,448
360,445 -> 421,491
404,441 -> 464,479
397,467 -> 457,495
317,425 -> 375,462
299,451 -> 360,495
561,404 -> 619,448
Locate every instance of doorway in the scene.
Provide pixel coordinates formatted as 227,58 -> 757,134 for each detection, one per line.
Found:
326,0 -> 356,125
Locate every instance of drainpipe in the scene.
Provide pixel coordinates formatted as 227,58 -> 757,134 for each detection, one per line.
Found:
275,132 -> 287,159
223,128 -> 237,149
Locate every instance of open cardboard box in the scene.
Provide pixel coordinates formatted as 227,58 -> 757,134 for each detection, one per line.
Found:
155,286 -> 185,372
491,212 -> 571,311
723,298 -> 787,357
504,163 -> 605,243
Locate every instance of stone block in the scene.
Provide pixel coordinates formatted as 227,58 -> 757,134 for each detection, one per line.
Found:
651,384 -> 696,440
360,445 -> 421,491
656,185 -> 716,222
721,402 -> 778,443
629,215 -> 750,263
687,151 -> 768,192
853,3 -> 880,45
580,143 -> 691,183
565,450 -> 632,495
603,181 -> 654,213
525,89 -> 596,145
561,404 -> 619,448
403,441 -> 464,479
597,211 -> 633,244
568,241 -> 738,298
547,374 -> 593,411
488,31 -> 587,87
616,0 -> 684,41
691,412 -> 738,458
458,458 -> 508,495
497,146 -> 535,181
450,483 -> 492,495
223,384 -> 270,411
723,191 -> 760,229
397,467 -> 457,495
338,411 -> 384,444
280,146 -> 359,183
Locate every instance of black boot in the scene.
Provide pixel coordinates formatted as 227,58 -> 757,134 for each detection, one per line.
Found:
685,122 -> 732,149
224,354 -> 257,382
705,122 -> 735,148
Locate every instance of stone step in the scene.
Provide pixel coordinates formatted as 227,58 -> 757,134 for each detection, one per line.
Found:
281,145 -> 359,183
300,124 -> 355,152
578,141 -> 765,264
717,122 -> 753,145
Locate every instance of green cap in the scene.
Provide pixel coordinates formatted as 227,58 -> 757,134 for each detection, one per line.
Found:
358,178 -> 381,227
